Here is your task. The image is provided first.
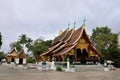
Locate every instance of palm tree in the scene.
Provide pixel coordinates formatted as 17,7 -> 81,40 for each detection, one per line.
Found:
10,42 -> 22,52
19,34 -> 33,52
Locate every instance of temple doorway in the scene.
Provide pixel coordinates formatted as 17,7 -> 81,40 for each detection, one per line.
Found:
11,58 -> 15,62
76,48 -> 88,64
19,58 -> 23,64
81,49 -> 88,64
76,48 -> 82,61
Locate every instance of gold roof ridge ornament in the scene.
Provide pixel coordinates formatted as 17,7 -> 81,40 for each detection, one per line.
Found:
58,29 -> 63,35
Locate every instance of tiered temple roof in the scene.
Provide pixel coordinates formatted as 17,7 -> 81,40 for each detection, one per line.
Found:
40,26 -> 102,57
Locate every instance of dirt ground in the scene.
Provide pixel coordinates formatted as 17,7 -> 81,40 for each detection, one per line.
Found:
0,65 -> 120,80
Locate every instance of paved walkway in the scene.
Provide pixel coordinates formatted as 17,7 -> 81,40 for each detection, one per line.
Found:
0,65 -> 120,80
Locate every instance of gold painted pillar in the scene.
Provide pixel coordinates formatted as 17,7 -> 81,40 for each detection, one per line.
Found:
47,56 -> 51,62
61,55 -> 66,61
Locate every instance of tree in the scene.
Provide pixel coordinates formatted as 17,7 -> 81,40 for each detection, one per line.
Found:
9,34 -> 33,52
0,52 -> 4,61
10,42 -> 22,52
90,26 -> 119,59
110,48 -> 120,67
25,38 -> 33,52
31,38 -> 52,56
19,34 -> 33,51
0,32 -> 2,49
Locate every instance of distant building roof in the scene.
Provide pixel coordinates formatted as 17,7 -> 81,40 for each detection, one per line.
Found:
7,48 -> 27,58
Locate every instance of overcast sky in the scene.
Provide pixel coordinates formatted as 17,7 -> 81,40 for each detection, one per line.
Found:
0,0 -> 120,53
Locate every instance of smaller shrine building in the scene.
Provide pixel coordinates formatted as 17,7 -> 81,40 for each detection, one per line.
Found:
7,48 -> 27,65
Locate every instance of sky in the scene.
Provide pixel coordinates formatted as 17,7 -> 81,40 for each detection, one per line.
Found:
0,0 -> 120,53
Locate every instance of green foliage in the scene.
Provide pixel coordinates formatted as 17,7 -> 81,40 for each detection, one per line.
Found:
27,57 -> 36,63
0,32 -> 2,49
10,42 -> 22,52
31,38 -> 52,56
111,49 -> 120,68
19,34 -> 33,52
0,52 -> 4,61
90,26 -> 120,67
56,66 -> 62,71
0,52 -> 6,62
10,34 -> 33,52
25,38 -> 33,52
19,34 -> 28,45
90,26 -> 119,59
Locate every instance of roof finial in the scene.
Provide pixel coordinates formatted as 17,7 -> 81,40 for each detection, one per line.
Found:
67,22 -> 70,30
73,21 -> 76,30
82,18 -> 86,26
68,22 -> 70,27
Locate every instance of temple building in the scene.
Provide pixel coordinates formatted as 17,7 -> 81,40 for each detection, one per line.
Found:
7,48 -> 27,65
40,25 -> 102,64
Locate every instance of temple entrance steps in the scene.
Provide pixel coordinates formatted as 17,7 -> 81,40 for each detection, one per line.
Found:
75,64 -> 104,72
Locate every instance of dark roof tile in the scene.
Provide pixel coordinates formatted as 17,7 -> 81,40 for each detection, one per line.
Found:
63,29 -> 74,43
52,29 -> 68,45
66,27 -> 83,46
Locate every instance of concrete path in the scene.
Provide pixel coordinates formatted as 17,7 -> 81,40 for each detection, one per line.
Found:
0,65 -> 120,80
